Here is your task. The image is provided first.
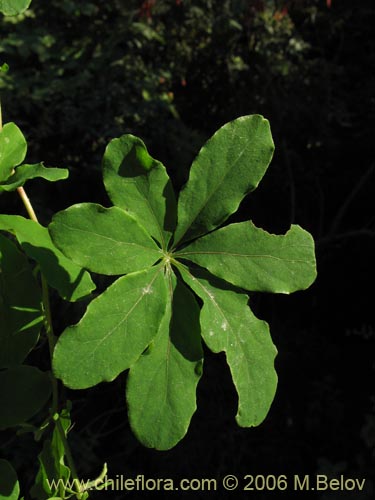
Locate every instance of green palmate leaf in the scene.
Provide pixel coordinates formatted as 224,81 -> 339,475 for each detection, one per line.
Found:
102,134 -> 176,249
0,163 -> 69,192
31,409 -> 71,500
176,222 -> 317,293
0,215 -> 95,301
0,365 -> 51,429
0,459 -> 20,500
0,234 -> 43,368
49,203 -> 162,275
41,114 -> 316,451
127,270 -> 203,450
53,266 -> 168,389
179,266 -> 277,427
0,123 -> 27,183
0,0 -> 31,16
173,115 -> 274,245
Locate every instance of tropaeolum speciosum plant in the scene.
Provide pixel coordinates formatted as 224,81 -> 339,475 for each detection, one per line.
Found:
0,115 -> 95,497
0,110 -> 316,497
48,114 -> 317,450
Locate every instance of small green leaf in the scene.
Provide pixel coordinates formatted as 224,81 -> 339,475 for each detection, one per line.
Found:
0,215 -> 95,301
0,123 -> 27,183
177,222 -> 317,293
179,266 -> 277,426
102,134 -> 176,249
0,63 -> 9,73
31,409 -> 71,500
0,0 -> 31,16
0,365 -> 51,429
132,22 -> 165,43
127,270 -> 203,450
49,203 -> 162,275
0,459 -> 20,500
0,234 -> 43,368
0,163 -> 68,192
53,266 -> 168,389
173,115 -> 274,245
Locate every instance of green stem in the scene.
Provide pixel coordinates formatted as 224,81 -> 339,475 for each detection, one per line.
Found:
1,104 -> 58,357
16,186 -> 57,353
18,188 -> 83,498
55,417 -> 83,498
18,190 -> 83,498
10,135 -> 82,498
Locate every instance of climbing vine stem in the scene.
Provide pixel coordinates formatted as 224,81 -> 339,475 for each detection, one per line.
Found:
0,100 -> 82,497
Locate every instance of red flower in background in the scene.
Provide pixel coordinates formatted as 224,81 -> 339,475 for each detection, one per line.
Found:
139,0 -> 156,19
274,6 -> 288,21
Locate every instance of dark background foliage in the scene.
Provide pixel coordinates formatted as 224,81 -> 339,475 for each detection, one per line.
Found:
1,0 -> 374,498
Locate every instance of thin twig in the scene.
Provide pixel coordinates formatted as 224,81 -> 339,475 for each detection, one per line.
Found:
282,139 -> 296,225
317,228 -> 375,247
328,163 -> 375,236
